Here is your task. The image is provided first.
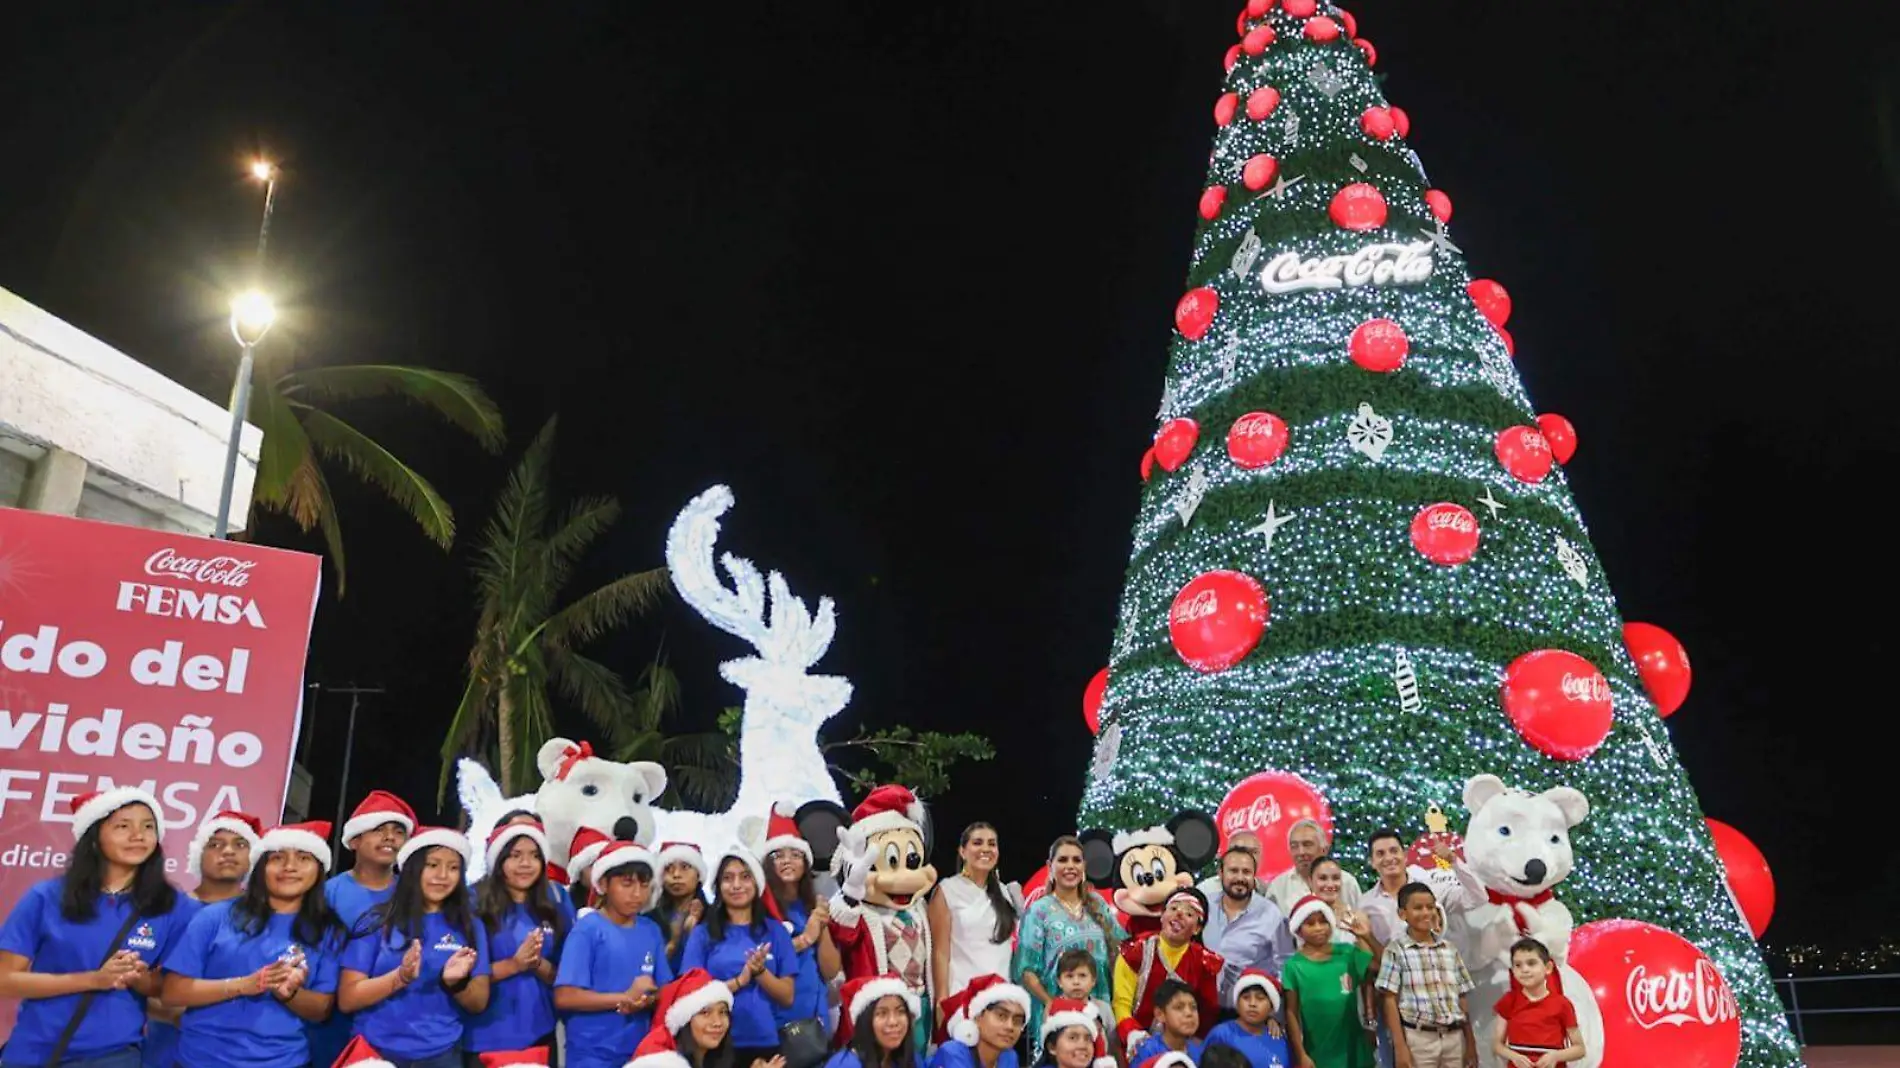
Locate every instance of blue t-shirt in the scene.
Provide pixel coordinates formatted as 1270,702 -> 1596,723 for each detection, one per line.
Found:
168,900 -> 344,1068
0,877 -> 189,1064
142,896 -> 207,1068
930,1040 -> 1020,1068
681,916 -> 795,1048
775,899 -> 826,1028
1131,1036 -> 1205,1066
1206,1020 -> 1291,1068
465,901 -> 565,1051
340,912 -> 491,1060
554,911 -> 672,1068
307,872 -> 398,1068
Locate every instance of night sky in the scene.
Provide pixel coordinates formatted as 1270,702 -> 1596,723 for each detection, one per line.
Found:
3,3 -> 1894,949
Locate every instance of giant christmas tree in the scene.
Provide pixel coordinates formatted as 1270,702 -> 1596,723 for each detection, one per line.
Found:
1077,4 -> 1799,1066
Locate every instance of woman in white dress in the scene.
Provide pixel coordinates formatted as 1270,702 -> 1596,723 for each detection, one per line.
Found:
928,823 -> 1021,1020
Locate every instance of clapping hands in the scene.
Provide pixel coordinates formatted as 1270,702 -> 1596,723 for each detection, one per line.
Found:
396,940 -> 424,985
94,950 -> 143,991
513,928 -> 545,969
442,946 -> 479,984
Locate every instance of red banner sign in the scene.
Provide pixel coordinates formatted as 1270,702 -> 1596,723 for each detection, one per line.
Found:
0,508 -> 321,1036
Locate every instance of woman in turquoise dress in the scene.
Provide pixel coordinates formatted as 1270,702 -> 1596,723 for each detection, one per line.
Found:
1012,836 -> 1126,1046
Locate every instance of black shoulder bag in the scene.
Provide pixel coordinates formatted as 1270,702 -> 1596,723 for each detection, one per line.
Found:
43,907 -> 144,1068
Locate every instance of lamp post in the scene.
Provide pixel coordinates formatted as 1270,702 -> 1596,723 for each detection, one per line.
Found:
249,159 -> 278,269
213,290 -> 275,538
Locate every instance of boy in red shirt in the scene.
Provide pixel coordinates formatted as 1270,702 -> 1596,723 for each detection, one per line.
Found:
1490,938 -> 1586,1067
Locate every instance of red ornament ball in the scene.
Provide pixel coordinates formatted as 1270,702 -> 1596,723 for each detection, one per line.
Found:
1217,770 -> 1331,879
1247,0 -> 1273,15
1247,85 -> 1281,121
1175,286 -> 1218,340
1354,37 -> 1377,65
1360,107 -> 1395,141
1348,318 -> 1408,373
1169,570 -> 1270,673
1569,920 -> 1742,1067
1424,189 -> 1452,222
1303,16 -> 1340,41
1411,503 -> 1479,566
1242,154 -> 1280,191
1153,418 -> 1200,473
1215,92 -> 1239,126
1243,25 -> 1276,55
1236,8 -> 1250,35
1500,649 -> 1614,760
1280,0 -> 1316,16
1496,324 -> 1515,356
1337,7 -> 1358,36
1199,185 -> 1228,221
1624,621 -> 1692,717
1469,278 -> 1512,326
1390,105 -> 1410,137
1329,182 -> 1388,231
1224,44 -> 1242,71
1536,413 -> 1577,464
1082,667 -> 1109,736
1495,425 -> 1554,483
1140,446 -> 1157,482
1706,818 -> 1775,938
1226,411 -> 1290,469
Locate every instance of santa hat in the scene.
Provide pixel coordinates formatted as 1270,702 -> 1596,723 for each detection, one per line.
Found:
568,826 -> 613,875
837,785 -> 924,901
705,843 -> 767,905
1231,968 -> 1283,1012
760,801 -> 813,865
1040,998 -> 1115,1068
939,973 -> 1032,1047
476,1051 -> 549,1068
332,1034 -> 395,1068
654,841 -> 709,885
256,821 -> 335,873
69,787 -> 165,843
487,820 -> 551,874
1287,894 -> 1336,936
396,827 -> 474,872
185,810 -> 263,877
1111,824 -> 1174,854
837,973 -> 920,1048
624,969 -> 734,1068
341,790 -> 416,845
1134,1053 -> 1195,1068
592,841 -> 658,893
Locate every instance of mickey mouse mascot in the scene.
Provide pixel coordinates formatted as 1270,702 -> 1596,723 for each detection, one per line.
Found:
827,784 -> 940,1049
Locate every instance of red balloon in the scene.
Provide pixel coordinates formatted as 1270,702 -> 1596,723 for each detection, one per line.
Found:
1236,8 -> 1249,35
1153,418 -> 1200,473
1537,413 -> 1577,464
1360,107 -> 1395,141
1496,323 -> 1515,357
1216,770 -> 1331,880
1469,278 -> 1512,326
1280,0 -> 1316,15
1169,570 -> 1269,673
1411,503 -> 1479,566
1247,0 -> 1272,15
1215,92 -> 1239,127
1570,919 -> 1742,1068
1242,154 -> 1280,191
1082,667 -> 1109,736
1224,44 -> 1242,72
1175,287 -> 1218,340
1329,182 -> 1388,231
1337,7 -> 1358,36
1390,106 -> 1410,138
1140,447 -> 1157,482
1349,318 -> 1408,373
1706,819 -> 1775,938
1500,649 -> 1614,760
1495,426 -> 1553,483
1227,412 -> 1289,469
1424,189 -> 1452,222
1303,15 -> 1340,41
1199,185 -> 1228,221
1246,86 -> 1281,121
1242,26 -> 1276,55
1354,37 -> 1377,66
1624,621 -> 1692,717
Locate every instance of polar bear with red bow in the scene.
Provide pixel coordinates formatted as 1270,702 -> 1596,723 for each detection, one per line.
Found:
458,737 -> 666,881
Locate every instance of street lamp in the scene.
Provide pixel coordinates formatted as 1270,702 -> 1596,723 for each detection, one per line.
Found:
213,290 -> 276,538
248,159 -> 278,270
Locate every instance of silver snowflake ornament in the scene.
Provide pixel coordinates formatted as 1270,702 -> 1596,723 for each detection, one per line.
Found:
1347,402 -> 1394,462
1555,535 -> 1589,588
1090,723 -> 1124,783
1307,62 -> 1346,99
1231,227 -> 1263,280
1174,462 -> 1210,526
1349,153 -> 1368,174
1636,717 -> 1670,769
1218,332 -> 1243,385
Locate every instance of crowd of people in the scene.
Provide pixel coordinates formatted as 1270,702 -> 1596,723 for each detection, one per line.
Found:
0,786 -> 1588,1068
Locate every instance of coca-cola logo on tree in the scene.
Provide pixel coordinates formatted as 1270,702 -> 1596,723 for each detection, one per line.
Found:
1215,770 -> 1331,880
1570,918 -> 1742,1068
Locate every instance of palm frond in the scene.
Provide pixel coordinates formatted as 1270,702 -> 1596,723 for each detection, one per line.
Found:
630,658 -> 683,732
474,420 -> 558,604
300,409 -> 456,548
543,568 -> 671,650
549,649 -> 635,732
542,496 -> 620,592
310,464 -> 349,598
281,365 -> 506,452
247,379 -> 325,529
436,674 -> 490,802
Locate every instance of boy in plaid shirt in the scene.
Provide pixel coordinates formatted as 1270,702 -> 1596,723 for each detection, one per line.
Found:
1375,883 -> 1477,1068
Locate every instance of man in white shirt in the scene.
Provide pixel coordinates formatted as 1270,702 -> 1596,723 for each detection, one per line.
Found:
1264,819 -> 1361,913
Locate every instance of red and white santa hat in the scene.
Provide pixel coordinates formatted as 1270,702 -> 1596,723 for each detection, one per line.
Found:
256,821 -> 334,873
623,969 -> 734,1068
186,810 -> 264,877
1040,998 -> 1115,1068
591,841 -> 658,893
568,826 -> 614,876
1231,967 -> 1283,1012
487,820 -> 550,874
341,790 -> 416,846
760,801 -> 812,865
333,1034 -> 395,1068
939,973 -> 1032,1047
396,826 -> 474,872
1134,1052 -> 1195,1068
837,785 -> 925,901
475,1050 -> 549,1068
653,840 -> 709,885
1286,893 -> 1336,936
69,787 -> 166,843
836,972 -> 920,1048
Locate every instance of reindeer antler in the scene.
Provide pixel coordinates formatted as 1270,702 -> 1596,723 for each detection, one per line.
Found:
666,485 -> 838,669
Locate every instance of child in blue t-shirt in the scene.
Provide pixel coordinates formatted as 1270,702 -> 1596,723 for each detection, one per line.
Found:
466,820 -> 569,1055
1205,971 -> 1291,1068
681,848 -> 797,1059
307,791 -> 415,1068
555,843 -> 674,1068
1128,978 -> 1205,1067
337,829 -> 492,1064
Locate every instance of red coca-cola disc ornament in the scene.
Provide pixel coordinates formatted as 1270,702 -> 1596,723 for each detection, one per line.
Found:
1495,425 -> 1554,483
1303,15 -> 1340,41
1140,447 -> 1156,482
1411,503 -> 1480,566
1175,287 -> 1219,340
1224,44 -> 1242,72
1247,86 -> 1281,121
1242,25 -> 1275,55
1153,418 -> 1200,472
1499,649 -> 1614,760
1569,919 -> 1742,1068
1329,182 -> 1388,231
1216,770 -> 1331,880
1214,92 -> 1239,127
1537,413 -> 1577,464
1199,185 -> 1228,221
1705,818 -> 1775,938
1349,318 -> 1408,373
1469,278 -> 1512,327
1082,667 -> 1109,736
1354,37 -> 1377,65
1226,412 -> 1289,469
1424,189 -> 1452,222
1625,621 -> 1692,717
1280,0 -> 1316,16
1168,570 -> 1269,673
1360,107 -> 1395,141
1242,154 -> 1280,191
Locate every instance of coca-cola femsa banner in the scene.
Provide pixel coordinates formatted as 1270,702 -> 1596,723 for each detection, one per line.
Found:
0,508 -> 320,1033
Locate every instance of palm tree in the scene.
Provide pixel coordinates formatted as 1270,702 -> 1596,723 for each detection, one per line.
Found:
246,353 -> 505,595
438,417 -> 671,798
606,655 -> 738,810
